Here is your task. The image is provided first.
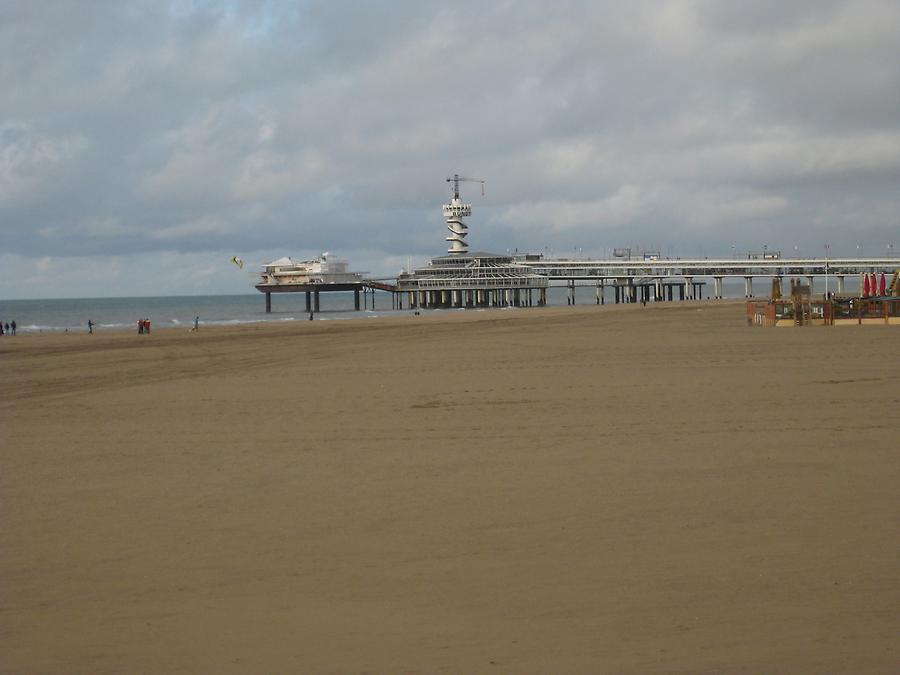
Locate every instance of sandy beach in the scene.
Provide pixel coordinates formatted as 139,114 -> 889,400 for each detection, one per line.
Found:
1,301 -> 897,674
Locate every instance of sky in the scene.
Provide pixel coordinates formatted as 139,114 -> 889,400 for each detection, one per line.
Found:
2,0 -> 899,298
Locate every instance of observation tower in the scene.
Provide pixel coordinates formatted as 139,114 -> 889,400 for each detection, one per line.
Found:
397,174 -> 550,308
443,174 -> 482,255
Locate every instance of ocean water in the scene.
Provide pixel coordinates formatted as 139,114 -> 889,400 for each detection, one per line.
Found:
0,287 -> 584,333
0,279 -> 843,334
0,292 -> 399,334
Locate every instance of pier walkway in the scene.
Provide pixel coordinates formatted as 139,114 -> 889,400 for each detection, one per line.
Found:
521,256 -> 900,300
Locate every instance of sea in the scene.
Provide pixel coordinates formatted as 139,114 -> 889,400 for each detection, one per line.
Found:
0,280 -> 832,334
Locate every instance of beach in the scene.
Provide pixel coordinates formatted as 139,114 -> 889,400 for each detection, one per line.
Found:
1,301 -> 897,673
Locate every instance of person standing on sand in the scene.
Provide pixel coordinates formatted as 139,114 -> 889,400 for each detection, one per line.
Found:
88,320 -> 94,334
138,319 -> 143,334
10,320 -> 15,335
192,316 -> 199,331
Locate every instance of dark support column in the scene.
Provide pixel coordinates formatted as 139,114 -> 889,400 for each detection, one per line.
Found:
354,289 -> 360,310
314,290 -> 320,312
305,291 -> 311,312
678,284 -> 684,301
265,292 -> 271,313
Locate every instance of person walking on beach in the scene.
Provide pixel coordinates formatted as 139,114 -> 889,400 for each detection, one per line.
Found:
145,319 -> 151,334
88,319 -> 94,334
3,322 -> 8,334
138,319 -> 143,334
10,320 -> 15,335
192,316 -> 199,331
0,322 -> 4,336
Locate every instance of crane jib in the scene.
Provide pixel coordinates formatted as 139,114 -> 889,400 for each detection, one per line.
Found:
446,173 -> 485,197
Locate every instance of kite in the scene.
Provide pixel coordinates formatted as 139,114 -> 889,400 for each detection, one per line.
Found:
231,256 -> 244,269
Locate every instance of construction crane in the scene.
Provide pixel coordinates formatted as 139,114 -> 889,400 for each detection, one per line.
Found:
447,173 -> 485,198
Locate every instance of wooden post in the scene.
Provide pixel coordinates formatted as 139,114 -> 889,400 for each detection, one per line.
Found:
265,292 -> 271,313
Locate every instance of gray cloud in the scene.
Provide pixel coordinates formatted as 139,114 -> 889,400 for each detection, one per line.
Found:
1,0 -> 898,298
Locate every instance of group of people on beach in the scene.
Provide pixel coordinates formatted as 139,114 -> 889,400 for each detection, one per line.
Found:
137,318 -> 151,334
0,320 -> 16,336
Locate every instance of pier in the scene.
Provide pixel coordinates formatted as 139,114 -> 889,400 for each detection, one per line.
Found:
258,256 -> 900,313
255,177 -> 900,313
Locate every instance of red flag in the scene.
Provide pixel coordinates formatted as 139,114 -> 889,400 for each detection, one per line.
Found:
863,274 -> 870,297
879,273 -> 887,296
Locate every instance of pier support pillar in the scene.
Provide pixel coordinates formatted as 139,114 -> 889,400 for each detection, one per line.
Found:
744,277 -> 753,298
354,289 -> 360,310
807,275 -> 815,296
314,290 -> 320,312
713,277 -> 723,299
685,277 -> 694,300
265,292 -> 271,313
837,276 -> 845,294
305,291 -> 311,312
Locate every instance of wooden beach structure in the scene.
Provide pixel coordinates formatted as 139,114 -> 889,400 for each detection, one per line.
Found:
746,272 -> 900,326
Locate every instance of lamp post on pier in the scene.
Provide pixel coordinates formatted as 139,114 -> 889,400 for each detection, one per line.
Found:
824,243 -> 831,298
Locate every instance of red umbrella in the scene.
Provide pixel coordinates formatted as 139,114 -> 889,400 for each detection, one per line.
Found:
863,274 -> 871,297
879,273 -> 887,296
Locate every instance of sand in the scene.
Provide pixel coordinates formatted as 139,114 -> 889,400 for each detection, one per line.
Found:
1,301 -> 897,674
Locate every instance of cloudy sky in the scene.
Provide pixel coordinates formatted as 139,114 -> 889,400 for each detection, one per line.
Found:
2,0 -> 899,298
